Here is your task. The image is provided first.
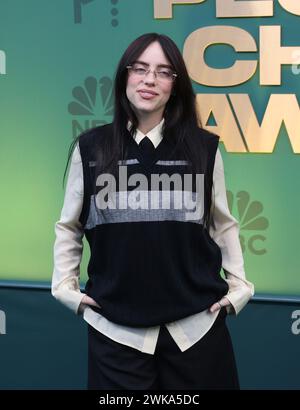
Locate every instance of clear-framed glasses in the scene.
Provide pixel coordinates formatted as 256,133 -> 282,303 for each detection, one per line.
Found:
126,63 -> 177,82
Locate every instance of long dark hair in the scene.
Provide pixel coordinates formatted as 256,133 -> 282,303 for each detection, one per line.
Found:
63,33 -> 216,229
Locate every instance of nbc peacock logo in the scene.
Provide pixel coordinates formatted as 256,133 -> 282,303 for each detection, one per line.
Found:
68,75 -> 114,138
227,190 -> 269,255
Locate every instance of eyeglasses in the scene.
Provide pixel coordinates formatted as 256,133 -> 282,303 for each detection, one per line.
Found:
126,63 -> 177,82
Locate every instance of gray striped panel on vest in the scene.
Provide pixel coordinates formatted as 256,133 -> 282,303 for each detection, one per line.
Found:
155,160 -> 190,166
89,159 -> 140,167
89,159 -> 190,167
85,190 -> 204,229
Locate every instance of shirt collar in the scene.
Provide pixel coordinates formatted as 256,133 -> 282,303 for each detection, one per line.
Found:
127,118 -> 164,148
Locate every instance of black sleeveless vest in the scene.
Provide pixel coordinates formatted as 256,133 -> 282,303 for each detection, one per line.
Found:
78,123 -> 228,327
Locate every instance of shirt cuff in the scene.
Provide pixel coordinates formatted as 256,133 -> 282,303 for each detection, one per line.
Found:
224,283 -> 255,315
52,282 -> 86,315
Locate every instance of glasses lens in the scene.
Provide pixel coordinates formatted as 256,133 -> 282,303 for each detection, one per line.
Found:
157,70 -> 174,81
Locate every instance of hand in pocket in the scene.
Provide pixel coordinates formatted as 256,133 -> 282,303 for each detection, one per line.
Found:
78,295 -> 101,314
209,296 -> 231,313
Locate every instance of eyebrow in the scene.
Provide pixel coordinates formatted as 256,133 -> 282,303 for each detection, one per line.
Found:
134,60 -> 173,69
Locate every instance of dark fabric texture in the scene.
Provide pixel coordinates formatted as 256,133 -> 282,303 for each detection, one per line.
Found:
138,136 -> 155,165
87,307 -> 240,390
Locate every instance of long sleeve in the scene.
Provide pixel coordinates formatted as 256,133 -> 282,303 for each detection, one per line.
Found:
51,143 -> 86,315
209,148 -> 255,315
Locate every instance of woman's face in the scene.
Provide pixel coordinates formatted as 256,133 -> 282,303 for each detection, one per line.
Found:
126,41 -> 174,121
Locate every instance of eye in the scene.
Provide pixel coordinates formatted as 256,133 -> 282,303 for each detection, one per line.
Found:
132,64 -> 147,74
157,70 -> 172,78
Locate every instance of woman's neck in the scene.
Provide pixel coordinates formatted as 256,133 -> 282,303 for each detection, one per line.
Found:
136,113 -> 163,135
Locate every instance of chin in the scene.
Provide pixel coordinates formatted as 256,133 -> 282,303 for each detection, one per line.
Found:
135,104 -> 156,112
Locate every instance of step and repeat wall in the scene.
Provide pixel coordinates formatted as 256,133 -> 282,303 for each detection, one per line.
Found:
0,0 -> 300,388
1,0 -> 300,295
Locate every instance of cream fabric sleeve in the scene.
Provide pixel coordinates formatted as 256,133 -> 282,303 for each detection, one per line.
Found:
51,143 -> 86,315
209,148 -> 255,315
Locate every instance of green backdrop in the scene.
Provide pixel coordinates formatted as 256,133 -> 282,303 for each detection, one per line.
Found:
0,0 -> 299,297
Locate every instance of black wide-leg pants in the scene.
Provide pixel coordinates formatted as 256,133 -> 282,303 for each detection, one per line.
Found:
87,307 -> 240,390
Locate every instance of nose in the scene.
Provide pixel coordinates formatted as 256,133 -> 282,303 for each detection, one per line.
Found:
143,70 -> 156,84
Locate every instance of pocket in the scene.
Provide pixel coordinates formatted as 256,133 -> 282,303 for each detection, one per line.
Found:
90,305 -> 102,314
219,306 -> 228,319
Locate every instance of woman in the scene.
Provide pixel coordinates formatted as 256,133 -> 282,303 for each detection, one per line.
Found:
52,32 -> 254,390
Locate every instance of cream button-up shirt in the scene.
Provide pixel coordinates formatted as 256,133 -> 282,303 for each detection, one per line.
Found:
52,118 -> 254,354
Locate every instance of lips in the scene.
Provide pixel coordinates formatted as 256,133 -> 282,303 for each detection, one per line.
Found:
137,90 -> 158,99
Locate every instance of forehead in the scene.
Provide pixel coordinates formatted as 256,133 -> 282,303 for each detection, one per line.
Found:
136,41 -> 170,66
